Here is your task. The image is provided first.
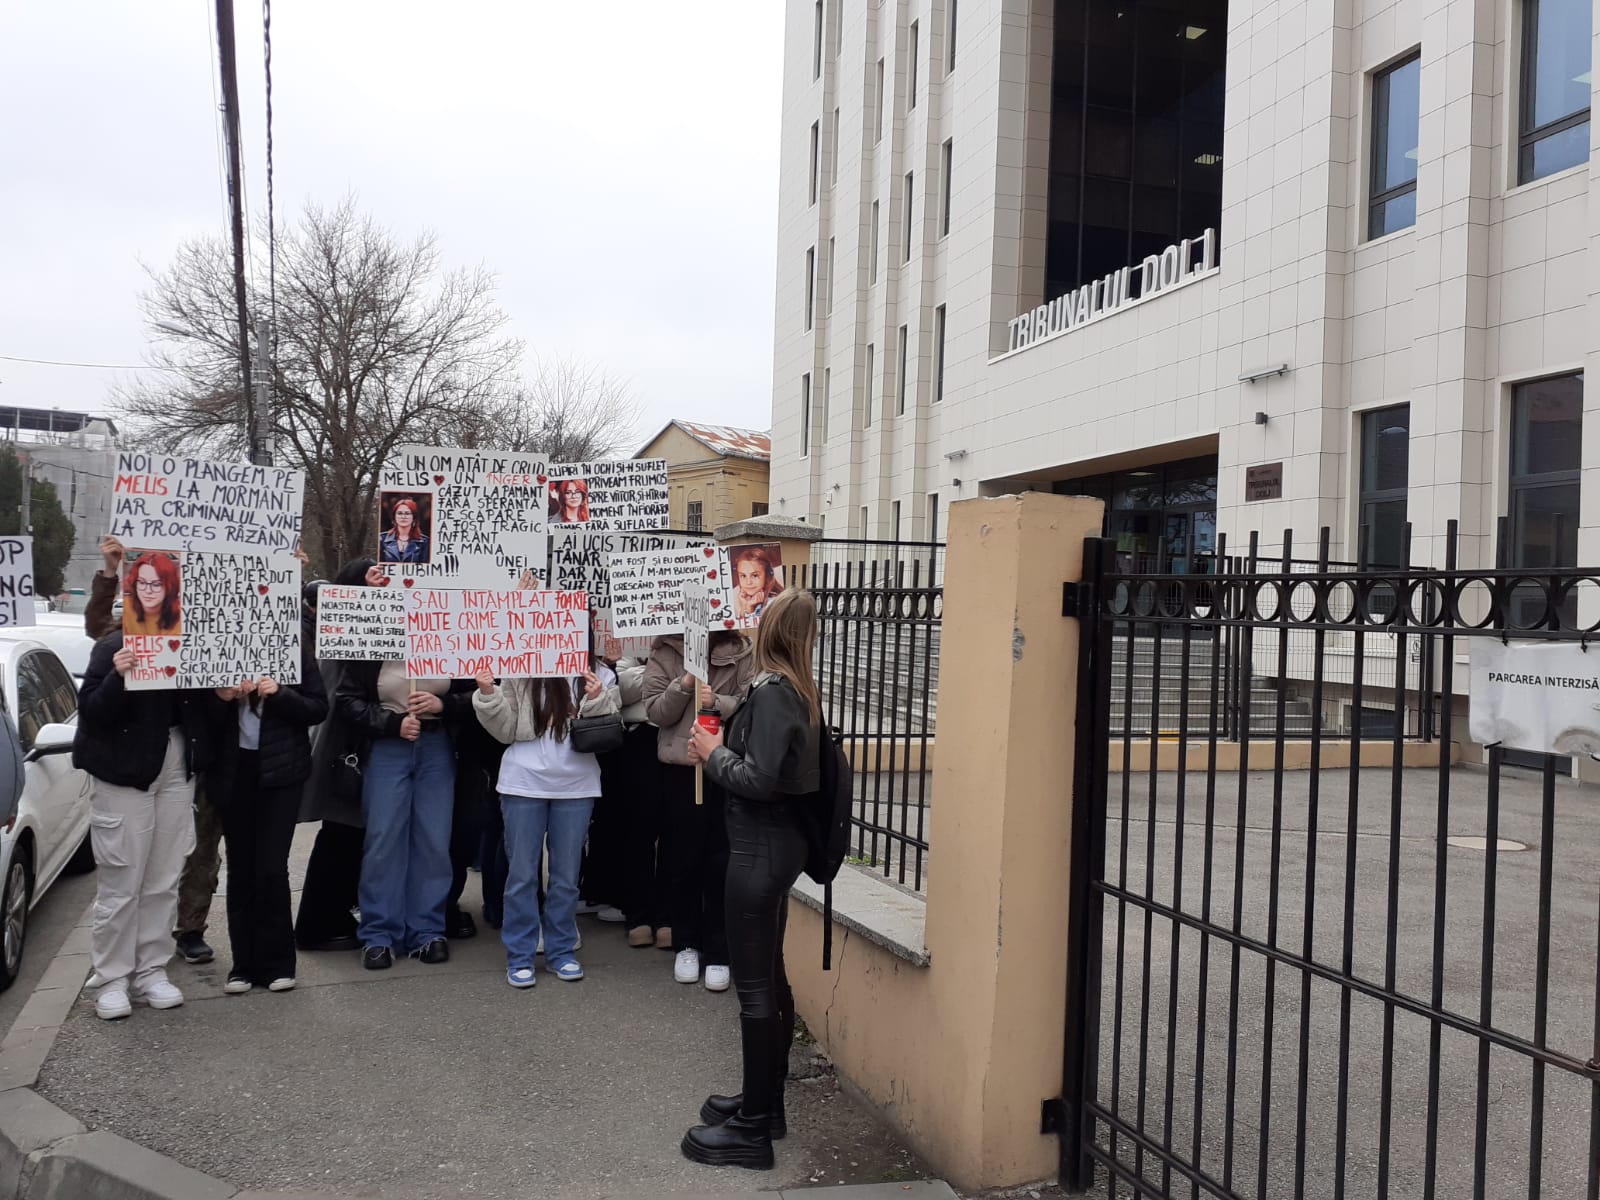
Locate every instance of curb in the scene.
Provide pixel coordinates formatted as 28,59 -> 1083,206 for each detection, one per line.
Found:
0,903 -> 958,1200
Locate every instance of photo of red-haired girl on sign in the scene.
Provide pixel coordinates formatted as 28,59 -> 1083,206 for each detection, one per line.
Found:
123,550 -> 182,637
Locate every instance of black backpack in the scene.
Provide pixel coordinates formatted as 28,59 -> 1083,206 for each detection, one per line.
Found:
798,711 -> 853,969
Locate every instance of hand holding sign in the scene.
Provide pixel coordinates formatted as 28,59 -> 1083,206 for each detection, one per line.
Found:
113,647 -> 138,677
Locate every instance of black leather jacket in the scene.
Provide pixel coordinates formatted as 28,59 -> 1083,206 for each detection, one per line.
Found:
706,673 -> 821,801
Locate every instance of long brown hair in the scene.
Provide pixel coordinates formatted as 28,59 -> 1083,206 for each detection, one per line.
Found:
753,588 -> 820,724
528,677 -> 580,740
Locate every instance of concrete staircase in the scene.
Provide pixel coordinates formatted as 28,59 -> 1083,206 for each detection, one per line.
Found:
1110,637 -> 1319,737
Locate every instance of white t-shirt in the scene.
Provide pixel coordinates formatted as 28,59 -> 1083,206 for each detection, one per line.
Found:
496,668 -> 615,801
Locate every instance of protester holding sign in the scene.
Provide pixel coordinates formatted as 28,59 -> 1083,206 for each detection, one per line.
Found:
210,608 -> 328,996
642,629 -> 755,992
72,630 -> 215,1020
334,649 -> 472,971
472,593 -> 620,987
296,558 -> 386,954
681,589 -> 823,1170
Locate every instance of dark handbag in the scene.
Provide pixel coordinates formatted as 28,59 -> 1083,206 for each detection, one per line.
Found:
569,713 -> 625,755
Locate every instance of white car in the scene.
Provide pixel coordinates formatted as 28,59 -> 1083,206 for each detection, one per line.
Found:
14,612 -> 94,683
0,639 -> 94,990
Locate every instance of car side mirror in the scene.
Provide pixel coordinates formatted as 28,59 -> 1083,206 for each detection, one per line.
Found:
24,722 -> 75,764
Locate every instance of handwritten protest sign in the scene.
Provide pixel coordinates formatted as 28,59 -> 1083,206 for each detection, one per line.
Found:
378,446 -> 550,587
316,586 -> 407,661
126,552 -> 301,690
547,459 -> 669,531
682,583 -> 711,680
609,544 -> 734,638
552,528 -> 716,655
0,538 -> 35,628
110,453 -> 305,556
405,588 -> 589,680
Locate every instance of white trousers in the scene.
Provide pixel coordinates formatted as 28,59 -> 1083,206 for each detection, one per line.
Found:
89,729 -> 196,990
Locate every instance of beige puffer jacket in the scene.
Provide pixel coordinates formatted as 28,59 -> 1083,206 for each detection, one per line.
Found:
640,634 -> 755,766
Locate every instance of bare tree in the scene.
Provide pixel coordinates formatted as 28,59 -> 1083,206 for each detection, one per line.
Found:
119,198 -> 522,573
459,357 -> 643,462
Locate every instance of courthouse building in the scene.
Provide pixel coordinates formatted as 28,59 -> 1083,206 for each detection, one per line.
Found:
766,0 -> 1597,576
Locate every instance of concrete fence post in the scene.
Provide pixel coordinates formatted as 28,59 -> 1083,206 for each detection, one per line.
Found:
784,491 -> 1106,1190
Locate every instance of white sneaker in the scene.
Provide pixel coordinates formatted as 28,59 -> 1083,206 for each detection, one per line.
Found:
224,976 -> 253,995
596,906 -> 626,923
135,978 -> 184,1010
674,948 -> 701,984
704,964 -> 731,992
95,986 -> 132,1021
267,977 -> 296,993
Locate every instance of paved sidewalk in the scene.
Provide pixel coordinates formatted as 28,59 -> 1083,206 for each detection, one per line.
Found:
27,826 -> 932,1199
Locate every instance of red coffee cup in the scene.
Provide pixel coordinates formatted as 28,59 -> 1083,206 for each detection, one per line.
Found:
696,710 -> 721,735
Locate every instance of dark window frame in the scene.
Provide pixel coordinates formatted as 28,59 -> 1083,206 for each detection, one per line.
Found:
897,324 -> 909,415
809,120 -> 820,205
1368,52 -> 1421,239
933,304 -> 947,403
686,500 -> 704,532
903,172 -> 915,263
1357,403 -> 1411,566
940,138 -> 954,236
864,344 -> 876,429
1507,373 -> 1584,568
1518,0 -> 1592,183
813,0 -> 824,79
947,0 -> 958,72
804,246 -> 815,332
909,21 -> 920,108
800,373 -> 812,458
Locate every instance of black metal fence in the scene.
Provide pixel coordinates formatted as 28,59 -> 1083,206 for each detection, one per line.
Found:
794,544 -> 943,892
1058,523 -> 1600,1200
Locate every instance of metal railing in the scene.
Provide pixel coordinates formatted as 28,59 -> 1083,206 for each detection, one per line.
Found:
794,551 -> 942,892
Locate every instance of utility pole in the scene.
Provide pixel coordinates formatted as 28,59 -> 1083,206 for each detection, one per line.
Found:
213,0 -> 258,464
252,315 -> 274,466
17,451 -> 29,535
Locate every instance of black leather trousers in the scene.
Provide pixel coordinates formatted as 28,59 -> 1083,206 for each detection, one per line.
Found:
723,796 -> 808,1116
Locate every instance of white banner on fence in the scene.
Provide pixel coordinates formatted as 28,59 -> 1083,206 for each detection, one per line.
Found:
682,582 -> 711,680
377,446 -> 550,587
110,453 -> 305,557
404,588 -> 589,680
608,544 -> 733,638
547,459 -> 669,531
1469,639 -> 1600,756
315,585 -> 407,661
0,538 -> 35,627
125,552 -> 301,690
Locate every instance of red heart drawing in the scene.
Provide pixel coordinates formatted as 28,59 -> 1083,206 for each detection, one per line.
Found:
706,570 -> 717,580
723,619 -> 736,629
168,639 -> 180,652
537,474 -> 548,485
163,665 -> 177,677
702,547 -> 715,558
710,599 -> 721,609
434,474 -> 446,485
376,576 -> 392,587
403,579 -> 415,588
257,584 -> 269,595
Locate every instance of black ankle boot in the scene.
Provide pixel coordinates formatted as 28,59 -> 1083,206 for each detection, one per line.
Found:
680,1113 -> 775,1170
699,1092 -> 787,1139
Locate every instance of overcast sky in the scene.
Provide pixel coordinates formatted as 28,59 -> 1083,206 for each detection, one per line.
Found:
0,2 -> 784,450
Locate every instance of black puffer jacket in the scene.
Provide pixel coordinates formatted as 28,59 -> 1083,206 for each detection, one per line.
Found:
208,618 -> 329,793
706,673 -> 821,801
334,661 -> 476,743
73,632 -> 213,790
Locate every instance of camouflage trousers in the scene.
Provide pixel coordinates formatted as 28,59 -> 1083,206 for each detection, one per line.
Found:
174,780 -> 223,937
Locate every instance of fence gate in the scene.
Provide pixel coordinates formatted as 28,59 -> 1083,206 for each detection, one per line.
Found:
1055,526 -> 1600,1200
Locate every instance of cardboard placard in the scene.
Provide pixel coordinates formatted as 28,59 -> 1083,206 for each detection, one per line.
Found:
125,551 -> 301,690
315,585 -> 407,661
682,582 -> 712,680
609,544 -> 733,638
547,458 -> 669,531
1469,639 -> 1600,756
551,528 -> 717,656
110,452 -> 305,556
377,446 -> 550,587
405,588 -> 589,680
0,538 -> 35,628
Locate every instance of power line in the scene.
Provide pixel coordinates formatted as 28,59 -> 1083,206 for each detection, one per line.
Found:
0,354 -> 176,372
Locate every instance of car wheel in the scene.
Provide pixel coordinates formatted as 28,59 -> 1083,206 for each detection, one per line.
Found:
0,852 -> 30,992
64,834 -> 96,875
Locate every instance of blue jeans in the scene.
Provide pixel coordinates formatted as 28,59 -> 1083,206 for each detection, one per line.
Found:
359,729 -> 455,952
500,794 -> 595,969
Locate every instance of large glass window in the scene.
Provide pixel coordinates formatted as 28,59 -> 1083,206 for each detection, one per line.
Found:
1520,0 -> 1592,182
1508,374 -> 1583,569
1045,0 -> 1228,298
1369,55 -> 1420,238
1359,404 -> 1410,566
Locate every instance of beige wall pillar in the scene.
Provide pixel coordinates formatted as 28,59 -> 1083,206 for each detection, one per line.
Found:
785,491 -> 1105,1190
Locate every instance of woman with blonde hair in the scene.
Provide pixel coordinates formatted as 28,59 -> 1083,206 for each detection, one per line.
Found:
680,588 -> 822,1170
